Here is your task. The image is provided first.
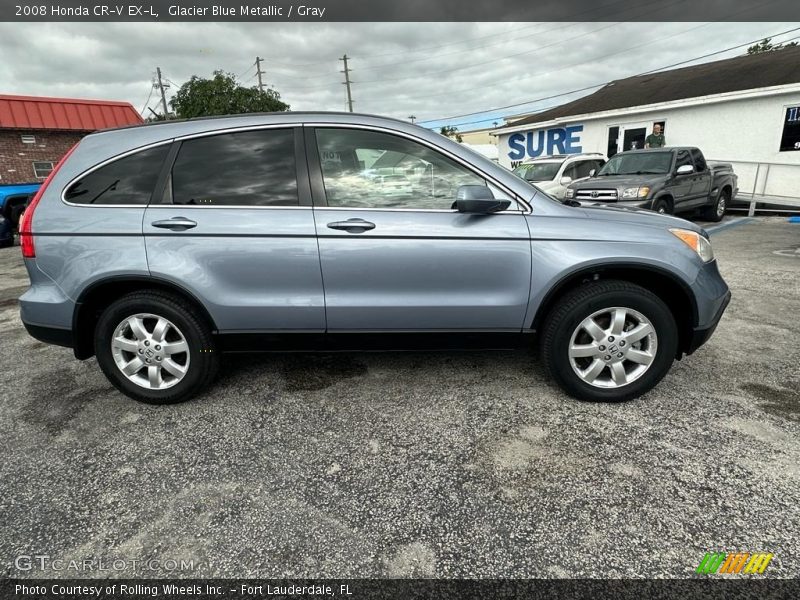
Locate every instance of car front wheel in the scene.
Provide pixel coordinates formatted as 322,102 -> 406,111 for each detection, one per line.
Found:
540,280 -> 678,402
95,291 -> 219,404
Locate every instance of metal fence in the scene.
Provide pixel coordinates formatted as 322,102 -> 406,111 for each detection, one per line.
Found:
709,158 -> 800,215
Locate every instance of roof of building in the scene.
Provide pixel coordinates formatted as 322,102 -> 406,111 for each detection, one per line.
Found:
0,94 -> 144,131
502,45 -> 800,129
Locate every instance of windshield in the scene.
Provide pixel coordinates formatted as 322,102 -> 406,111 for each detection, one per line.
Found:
513,161 -> 562,182
597,152 -> 672,176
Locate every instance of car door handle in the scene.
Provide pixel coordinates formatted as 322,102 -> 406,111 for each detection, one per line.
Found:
151,217 -> 197,231
327,218 -> 375,233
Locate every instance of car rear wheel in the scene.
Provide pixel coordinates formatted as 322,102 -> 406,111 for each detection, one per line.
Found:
540,280 -> 678,402
701,189 -> 728,223
95,291 -> 219,404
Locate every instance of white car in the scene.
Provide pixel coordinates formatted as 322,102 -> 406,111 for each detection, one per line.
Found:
513,153 -> 606,200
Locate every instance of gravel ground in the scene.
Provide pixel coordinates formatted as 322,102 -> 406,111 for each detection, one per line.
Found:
0,216 -> 798,579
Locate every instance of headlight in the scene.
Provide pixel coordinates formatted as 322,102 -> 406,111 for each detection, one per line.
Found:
621,186 -> 651,199
669,228 -> 714,262
565,188 -> 574,199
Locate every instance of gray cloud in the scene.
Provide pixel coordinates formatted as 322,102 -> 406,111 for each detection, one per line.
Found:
0,22 -> 793,129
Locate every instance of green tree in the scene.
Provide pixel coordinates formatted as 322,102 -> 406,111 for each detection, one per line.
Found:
169,70 -> 289,119
440,125 -> 462,143
747,37 -> 798,54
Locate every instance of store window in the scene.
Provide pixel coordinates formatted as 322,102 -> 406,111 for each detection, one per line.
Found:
779,106 -> 800,152
607,127 -> 619,158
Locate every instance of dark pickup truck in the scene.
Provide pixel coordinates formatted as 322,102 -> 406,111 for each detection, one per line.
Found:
565,147 -> 738,222
0,183 -> 40,247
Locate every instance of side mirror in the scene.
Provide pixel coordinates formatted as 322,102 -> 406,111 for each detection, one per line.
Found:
454,185 -> 510,214
588,169 -> 596,177
676,164 -> 694,175
559,176 -> 573,185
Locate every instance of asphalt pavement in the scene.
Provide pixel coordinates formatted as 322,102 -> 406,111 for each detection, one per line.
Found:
0,216 -> 798,578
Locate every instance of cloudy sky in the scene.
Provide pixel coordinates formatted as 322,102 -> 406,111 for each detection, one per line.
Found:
0,21 -> 797,131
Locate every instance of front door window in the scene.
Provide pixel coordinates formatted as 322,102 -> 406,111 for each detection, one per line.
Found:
315,128 -> 489,210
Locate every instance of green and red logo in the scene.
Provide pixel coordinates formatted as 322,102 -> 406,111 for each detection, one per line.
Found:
696,552 -> 774,575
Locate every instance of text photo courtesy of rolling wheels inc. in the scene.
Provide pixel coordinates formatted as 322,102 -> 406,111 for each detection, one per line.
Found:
0,1 -> 799,598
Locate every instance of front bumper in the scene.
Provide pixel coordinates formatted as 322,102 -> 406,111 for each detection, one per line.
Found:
686,288 -> 731,355
575,199 -> 651,209
684,259 -> 731,355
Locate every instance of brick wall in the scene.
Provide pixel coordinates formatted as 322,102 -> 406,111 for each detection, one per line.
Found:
0,129 -> 88,184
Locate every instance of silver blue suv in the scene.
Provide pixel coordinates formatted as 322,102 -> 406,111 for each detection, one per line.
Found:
18,113 -> 730,404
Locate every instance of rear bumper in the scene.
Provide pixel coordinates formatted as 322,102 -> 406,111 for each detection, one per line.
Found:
22,321 -> 74,348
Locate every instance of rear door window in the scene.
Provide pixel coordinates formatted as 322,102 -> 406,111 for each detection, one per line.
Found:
170,129 -> 299,206
65,145 -> 169,205
690,148 -> 707,172
675,150 -> 693,172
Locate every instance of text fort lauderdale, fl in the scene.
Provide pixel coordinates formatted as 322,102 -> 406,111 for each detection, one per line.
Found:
169,4 -> 327,17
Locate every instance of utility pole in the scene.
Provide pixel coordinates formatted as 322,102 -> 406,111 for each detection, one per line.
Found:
155,67 -> 170,119
255,56 -> 266,92
408,115 -> 416,124
340,54 -> 354,112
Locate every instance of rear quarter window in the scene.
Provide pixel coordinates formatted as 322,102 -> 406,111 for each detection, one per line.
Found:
64,145 -> 169,205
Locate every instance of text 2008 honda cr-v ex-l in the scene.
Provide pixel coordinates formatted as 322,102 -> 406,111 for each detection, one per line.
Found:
18,113 -> 731,405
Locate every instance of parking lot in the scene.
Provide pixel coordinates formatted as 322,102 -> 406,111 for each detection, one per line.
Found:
0,216 -> 798,579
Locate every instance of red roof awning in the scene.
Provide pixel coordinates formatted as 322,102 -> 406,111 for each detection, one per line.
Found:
0,94 -> 144,131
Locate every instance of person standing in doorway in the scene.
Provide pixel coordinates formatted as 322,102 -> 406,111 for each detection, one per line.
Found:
645,124 -> 666,148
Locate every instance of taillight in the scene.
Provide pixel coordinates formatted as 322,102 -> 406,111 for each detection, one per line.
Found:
19,143 -> 78,259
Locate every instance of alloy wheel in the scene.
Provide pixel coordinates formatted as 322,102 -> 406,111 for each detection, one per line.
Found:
568,306 -> 658,388
111,313 -> 190,390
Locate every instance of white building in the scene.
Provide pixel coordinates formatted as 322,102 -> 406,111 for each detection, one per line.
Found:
493,46 -> 800,200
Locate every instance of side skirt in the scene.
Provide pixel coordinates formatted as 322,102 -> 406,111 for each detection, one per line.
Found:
216,331 -> 532,353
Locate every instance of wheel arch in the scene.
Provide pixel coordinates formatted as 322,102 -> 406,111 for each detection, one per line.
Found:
2,194 -> 31,222
72,275 -> 218,359
653,193 -> 674,210
530,262 -> 698,358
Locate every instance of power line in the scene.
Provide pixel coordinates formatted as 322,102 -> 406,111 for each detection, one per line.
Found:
354,0 -> 672,74
273,0 -> 689,94
236,61 -> 257,80
407,0 -> 785,108
260,0 -> 655,83
268,0 -> 633,69
139,80 -> 154,115
422,29 -> 800,129
410,20 -> 715,107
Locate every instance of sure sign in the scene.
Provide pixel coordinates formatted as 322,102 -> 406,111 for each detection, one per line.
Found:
507,125 -> 584,160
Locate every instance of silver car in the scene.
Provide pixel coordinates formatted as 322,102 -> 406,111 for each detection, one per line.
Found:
18,113 -> 730,404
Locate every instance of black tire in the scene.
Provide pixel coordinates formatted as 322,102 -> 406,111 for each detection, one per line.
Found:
701,189 -> 728,223
94,291 -> 219,404
651,197 -> 672,215
540,280 -> 678,403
